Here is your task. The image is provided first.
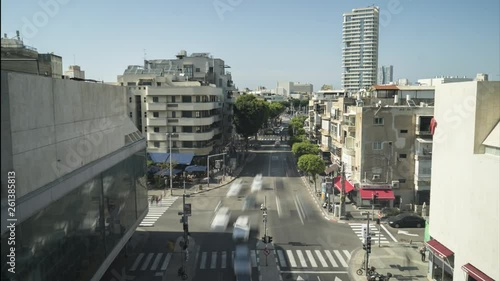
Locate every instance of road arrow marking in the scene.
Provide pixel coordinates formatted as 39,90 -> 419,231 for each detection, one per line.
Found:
297,276 -> 305,281
398,230 -> 419,237
334,277 -> 343,281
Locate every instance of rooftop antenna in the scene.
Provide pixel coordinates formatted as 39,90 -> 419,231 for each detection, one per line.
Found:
73,54 -> 75,66
143,49 -> 147,61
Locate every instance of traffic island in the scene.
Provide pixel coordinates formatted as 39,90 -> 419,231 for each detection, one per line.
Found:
161,236 -> 199,281
256,242 -> 282,281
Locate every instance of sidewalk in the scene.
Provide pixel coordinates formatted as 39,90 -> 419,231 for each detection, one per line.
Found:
149,152 -> 256,199
347,243 -> 429,281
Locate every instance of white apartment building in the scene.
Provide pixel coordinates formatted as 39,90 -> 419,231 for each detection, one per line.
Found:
426,81 -> 499,281
118,66 -> 224,156
64,65 -> 85,79
276,81 -> 313,97
342,6 -> 379,93
417,76 -> 473,86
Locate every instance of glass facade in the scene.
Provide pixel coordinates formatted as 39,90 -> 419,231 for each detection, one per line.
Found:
1,151 -> 147,281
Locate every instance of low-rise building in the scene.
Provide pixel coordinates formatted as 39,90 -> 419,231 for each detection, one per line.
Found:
426,81 -> 499,281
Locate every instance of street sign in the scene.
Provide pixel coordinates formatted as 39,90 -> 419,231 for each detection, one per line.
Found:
263,249 -> 270,256
184,203 -> 191,216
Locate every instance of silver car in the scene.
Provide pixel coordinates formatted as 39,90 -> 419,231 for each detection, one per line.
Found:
234,245 -> 252,280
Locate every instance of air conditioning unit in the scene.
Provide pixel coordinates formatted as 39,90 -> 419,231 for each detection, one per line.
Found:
391,180 -> 400,189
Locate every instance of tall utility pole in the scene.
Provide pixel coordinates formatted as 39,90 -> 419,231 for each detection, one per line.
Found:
166,133 -> 174,196
339,163 -> 346,218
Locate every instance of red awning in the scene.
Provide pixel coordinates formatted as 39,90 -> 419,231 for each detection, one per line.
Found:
426,239 -> 454,259
359,189 -> 395,200
333,176 -> 355,193
461,263 -> 494,281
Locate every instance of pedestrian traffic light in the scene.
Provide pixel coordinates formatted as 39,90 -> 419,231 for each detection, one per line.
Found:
362,243 -> 366,250
268,236 -> 273,243
262,236 -> 267,243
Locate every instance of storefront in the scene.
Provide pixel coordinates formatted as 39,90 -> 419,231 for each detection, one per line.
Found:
426,239 -> 454,281
357,185 -> 395,208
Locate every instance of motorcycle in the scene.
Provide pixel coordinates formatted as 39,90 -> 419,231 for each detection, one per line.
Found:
367,272 -> 392,281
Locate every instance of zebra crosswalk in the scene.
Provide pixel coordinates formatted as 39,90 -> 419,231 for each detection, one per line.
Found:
258,135 -> 283,141
139,196 -> 178,227
128,249 -> 351,272
348,223 -> 390,244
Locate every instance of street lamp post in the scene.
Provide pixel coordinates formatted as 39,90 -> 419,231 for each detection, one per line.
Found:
166,133 -> 174,196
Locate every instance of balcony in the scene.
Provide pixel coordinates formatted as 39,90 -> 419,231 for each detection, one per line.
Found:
147,133 -> 167,141
146,103 -> 166,111
175,115 -> 221,126
147,118 -> 167,126
171,130 -> 216,141
415,138 -> 433,160
168,102 -> 220,111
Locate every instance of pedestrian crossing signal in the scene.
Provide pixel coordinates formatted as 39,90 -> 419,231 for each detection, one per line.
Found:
268,236 -> 273,243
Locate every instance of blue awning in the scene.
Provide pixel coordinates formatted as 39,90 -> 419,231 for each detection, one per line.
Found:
147,166 -> 161,174
148,152 -> 169,163
185,165 -> 207,173
155,169 -> 182,177
168,153 -> 194,166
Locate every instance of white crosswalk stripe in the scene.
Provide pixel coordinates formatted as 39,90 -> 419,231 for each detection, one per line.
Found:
276,249 -> 351,269
348,223 -> 390,244
139,197 -> 178,227
129,249 -> 352,272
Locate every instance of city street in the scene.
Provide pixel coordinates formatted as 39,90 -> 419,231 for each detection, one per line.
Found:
101,142 -> 360,281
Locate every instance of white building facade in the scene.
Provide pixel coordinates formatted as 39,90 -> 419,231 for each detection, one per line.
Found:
342,6 -> 379,93
427,81 -> 499,281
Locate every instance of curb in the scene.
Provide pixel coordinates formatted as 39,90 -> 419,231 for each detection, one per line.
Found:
300,175 -> 347,223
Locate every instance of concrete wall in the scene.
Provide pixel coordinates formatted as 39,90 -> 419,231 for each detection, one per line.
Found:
430,81 -> 499,281
1,71 -> 139,199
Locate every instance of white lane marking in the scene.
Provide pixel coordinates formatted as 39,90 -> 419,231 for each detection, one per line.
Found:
251,250 -> 257,267
286,250 -> 297,267
276,196 -> 282,217
296,250 -> 307,267
333,250 -> 348,267
324,250 -> 338,267
160,253 -> 171,270
150,253 -> 163,270
305,250 -> 318,267
214,200 -> 222,213
343,250 -> 351,260
277,250 -> 287,267
130,253 -> 144,271
315,250 -> 328,267
294,196 -> 305,225
381,224 -> 398,242
281,270 -> 348,274
140,253 -> 154,270
210,252 -> 217,269
221,251 -> 227,269
200,252 -> 207,269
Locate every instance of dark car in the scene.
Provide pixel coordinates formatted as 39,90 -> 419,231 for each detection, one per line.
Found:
388,213 -> 426,228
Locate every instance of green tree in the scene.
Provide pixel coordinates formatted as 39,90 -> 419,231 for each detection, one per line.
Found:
233,95 -> 269,150
268,102 -> 285,122
321,84 -> 333,91
292,142 -> 320,159
297,154 -> 325,193
288,134 -> 307,147
289,115 -> 307,136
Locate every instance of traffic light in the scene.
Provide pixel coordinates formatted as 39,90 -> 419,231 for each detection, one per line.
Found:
362,243 -> 366,250
268,236 -> 273,243
262,236 -> 267,243
366,236 -> 372,253
183,223 -> 189,233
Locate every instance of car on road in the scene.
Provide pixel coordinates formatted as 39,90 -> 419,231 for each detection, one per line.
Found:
388,213 -> 426,228
232,216 -> 250,242
211,207 -> 231,231
242,194 -> 257,211
226,179 -> 243,198
233,244 -> 252,281
250,174 -> 263,193
274,140 -> 280,147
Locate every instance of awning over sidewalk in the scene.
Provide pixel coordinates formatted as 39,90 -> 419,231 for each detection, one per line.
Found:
333,176 -> 355,193
461,263 -> 495,281
359,189 -> 395,200
426,239 -> 454,259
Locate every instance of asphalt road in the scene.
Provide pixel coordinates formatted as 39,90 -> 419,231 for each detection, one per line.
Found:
101,145 -> 361,281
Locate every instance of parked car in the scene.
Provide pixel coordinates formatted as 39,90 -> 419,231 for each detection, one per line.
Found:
388,213 -> 426,228
232,216 -> 250,242
233,244 -> 252,281
211,207 -> 231,231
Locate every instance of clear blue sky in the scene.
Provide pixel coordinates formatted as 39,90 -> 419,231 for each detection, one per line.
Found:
2,0 -> 499,90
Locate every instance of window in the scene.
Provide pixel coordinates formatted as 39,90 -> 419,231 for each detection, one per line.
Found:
372,142 -> 382,150
154,127 -> 159,133
172,126 -> 177,133
399,154 -> 407,158
196,96 -> 201,102
374,117 -> 384,125
127,82 -> 136,86
153,141 -> 160,148
400,129 -> 408,133
153,97 -> 159,102
153,112 -> 159,118
171,96 -> 175,102
195,111 -> 200,118
156,82 -> 161,86
143,97 -> 146,103
129,112 -> 132,118
172,112 -> 176,118
182,96 -> 192,103
399,179 -> 406,183
172,141 -> 177,148
195,68 -> 200,72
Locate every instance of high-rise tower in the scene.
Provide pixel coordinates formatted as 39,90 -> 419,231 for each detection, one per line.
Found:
342,6 -> 379,93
